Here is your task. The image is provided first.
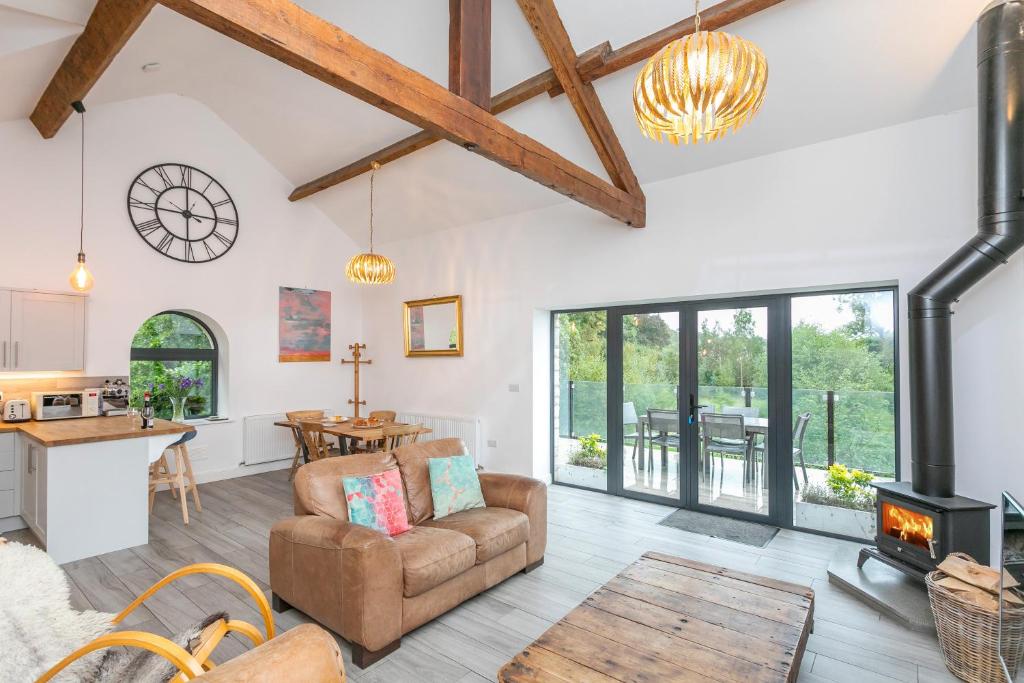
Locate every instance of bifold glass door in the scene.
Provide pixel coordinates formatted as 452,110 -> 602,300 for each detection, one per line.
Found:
693,305 -> 771,517
552,310 -> 608,491
620,310 -> 681,502
607,298 -> 783,523
552,287 -> 898,537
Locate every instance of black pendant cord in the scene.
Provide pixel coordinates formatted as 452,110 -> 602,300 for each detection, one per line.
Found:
72,100 -> 86,257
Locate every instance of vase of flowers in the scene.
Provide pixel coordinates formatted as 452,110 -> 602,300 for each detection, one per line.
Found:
158,371 -> 204,423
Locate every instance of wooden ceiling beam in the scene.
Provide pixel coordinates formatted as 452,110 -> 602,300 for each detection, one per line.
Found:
516,0 -> 642,198
29,0 -> 157,139
584,0 -> 784,81
288,41 -> 611,202
294,0 -> 780,199
449,0 -> 491,110
159,0 -> 644,226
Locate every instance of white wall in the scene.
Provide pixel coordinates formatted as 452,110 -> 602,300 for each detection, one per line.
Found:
361,107 -> 1024,554
0,94 -> 364,480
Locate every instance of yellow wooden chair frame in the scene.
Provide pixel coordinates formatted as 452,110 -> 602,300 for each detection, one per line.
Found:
38,563 -> 275,683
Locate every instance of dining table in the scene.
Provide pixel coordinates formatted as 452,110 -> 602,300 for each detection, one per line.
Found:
273,418 -> 432,463
637,412 -> 768,475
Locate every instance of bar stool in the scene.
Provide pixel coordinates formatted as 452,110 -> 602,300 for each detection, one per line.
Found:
149,430 -> 202,525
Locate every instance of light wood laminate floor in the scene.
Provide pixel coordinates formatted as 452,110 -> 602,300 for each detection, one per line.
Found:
11,469 -> 958,682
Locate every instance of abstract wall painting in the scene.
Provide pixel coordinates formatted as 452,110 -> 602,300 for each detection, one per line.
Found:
279,287 -> 331,362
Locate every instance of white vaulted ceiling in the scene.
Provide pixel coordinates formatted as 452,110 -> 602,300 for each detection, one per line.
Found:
1,0 -> 984,244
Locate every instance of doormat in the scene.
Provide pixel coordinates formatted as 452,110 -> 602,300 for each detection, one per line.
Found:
658,508 -> 779,547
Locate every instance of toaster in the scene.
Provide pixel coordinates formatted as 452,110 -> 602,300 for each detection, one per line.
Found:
2,399 -> 30,422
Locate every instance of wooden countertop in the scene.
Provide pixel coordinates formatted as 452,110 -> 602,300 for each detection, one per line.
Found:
0,417 -> 193,447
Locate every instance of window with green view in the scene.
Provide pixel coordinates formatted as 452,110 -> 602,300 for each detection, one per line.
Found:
130,311 -> 218,420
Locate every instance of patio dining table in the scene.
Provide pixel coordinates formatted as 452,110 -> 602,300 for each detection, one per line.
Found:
637,412 -> 767,472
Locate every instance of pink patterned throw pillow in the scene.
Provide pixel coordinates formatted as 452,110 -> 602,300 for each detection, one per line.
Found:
341,469 -> 410,536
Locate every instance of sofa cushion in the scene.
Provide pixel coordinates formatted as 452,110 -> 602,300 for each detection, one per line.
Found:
341,469 -> 410,536
427,454 -> 485,519
422,507 -> 529,563
392,526 -> 476,597
294,452 -> 402,522
393,438 -> 468,524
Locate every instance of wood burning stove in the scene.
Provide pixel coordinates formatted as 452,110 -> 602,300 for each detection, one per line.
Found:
859,482 -> 995,580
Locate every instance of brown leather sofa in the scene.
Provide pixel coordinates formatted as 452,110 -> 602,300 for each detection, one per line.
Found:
269,438 -> 547,668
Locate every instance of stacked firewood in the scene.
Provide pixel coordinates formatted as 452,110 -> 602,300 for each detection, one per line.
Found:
934,554 -> 1023,611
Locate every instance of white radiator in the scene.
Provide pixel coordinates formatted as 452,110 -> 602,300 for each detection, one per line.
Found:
242,413 -> 298,466
398,412 -> 482,464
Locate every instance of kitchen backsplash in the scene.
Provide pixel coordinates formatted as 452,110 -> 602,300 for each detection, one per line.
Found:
0,376 -> 128,402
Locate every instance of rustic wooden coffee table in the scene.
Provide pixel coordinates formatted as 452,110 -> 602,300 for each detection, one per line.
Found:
499,551 -> 814,682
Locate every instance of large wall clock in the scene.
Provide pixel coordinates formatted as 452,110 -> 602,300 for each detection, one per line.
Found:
127,163 -> 238,263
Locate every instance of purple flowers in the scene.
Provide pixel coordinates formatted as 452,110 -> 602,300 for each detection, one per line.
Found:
161,370 -> 205,400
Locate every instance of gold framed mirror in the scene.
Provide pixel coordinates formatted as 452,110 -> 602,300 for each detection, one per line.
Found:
404,295 -> 463,357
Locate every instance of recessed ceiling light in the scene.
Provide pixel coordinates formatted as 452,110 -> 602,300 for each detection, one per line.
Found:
141,62 -> 161,73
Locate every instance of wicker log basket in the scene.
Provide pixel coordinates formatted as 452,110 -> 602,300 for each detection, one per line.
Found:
926,553 -> 1024,683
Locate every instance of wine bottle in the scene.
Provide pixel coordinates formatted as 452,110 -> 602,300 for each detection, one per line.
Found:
142,391 -> 154,429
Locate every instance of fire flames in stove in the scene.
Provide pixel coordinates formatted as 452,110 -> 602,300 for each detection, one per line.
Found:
882,502 -> 934,550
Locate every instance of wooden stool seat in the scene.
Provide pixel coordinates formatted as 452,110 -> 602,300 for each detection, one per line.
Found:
149,430 -> 201,525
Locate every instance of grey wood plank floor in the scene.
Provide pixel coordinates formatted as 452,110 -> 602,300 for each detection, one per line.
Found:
10,469 -> 959,682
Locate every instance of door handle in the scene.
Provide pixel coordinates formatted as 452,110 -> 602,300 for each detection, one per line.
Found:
688,394 -> 708,425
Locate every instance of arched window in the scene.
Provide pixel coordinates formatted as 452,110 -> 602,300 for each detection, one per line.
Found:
130,311 -> 219,419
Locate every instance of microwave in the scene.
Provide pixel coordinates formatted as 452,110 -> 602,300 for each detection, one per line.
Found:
31,390 -> 101,421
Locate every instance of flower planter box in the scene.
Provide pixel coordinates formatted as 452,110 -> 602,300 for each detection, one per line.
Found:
556,464 -> 608,489
794,500 -> 876,540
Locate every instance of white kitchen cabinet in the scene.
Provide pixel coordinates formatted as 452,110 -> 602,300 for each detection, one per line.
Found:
0,290 -> 10,371
5,290 -> 85,372
20,438 -> 45,541
0,433 -> 14,519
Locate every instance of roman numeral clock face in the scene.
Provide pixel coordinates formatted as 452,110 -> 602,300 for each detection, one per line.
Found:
127,164 -> 238,263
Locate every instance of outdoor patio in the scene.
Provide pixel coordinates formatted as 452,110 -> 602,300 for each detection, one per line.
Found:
554,437 -> 891,538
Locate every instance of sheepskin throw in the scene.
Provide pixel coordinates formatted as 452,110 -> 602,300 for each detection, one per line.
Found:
0,539 -> 114,681
0,539 -> 228,682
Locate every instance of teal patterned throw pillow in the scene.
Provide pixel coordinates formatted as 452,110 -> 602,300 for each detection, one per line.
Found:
427,454 -> 485,519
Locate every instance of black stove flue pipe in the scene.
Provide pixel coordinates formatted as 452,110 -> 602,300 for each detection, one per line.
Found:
909,0 -> 1024,498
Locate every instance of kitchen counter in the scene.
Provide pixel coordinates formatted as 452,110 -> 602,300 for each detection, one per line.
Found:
3,417 -> 196,564
9,416 -> 192,447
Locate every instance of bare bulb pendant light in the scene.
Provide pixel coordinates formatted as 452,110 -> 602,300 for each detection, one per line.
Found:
345,161 -> 395,285
633,0 -> 768,145
68,101 -> 94,292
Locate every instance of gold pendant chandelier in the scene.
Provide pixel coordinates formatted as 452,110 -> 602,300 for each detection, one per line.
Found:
346,161 -> 395,285
633,0 -> 767,145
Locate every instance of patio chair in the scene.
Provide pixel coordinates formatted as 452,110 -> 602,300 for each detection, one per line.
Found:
702,413 -> 751,484
723,406 -> 761,477
792,412 -> 812,490
624,402 -> 642,461
751,412 -> 812,491
646,408 -> 680,471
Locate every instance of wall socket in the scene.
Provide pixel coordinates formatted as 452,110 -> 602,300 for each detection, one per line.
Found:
508,383 -> 520,393
487,439 -> 497,448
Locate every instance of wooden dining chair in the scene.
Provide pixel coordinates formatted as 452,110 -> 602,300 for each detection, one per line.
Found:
369,410 -> 397,423
353,410 -> 399,453
299,420 -> 333,462
148,430 -> 202,525
382,423 -> 423,451
285,410 -> 325,479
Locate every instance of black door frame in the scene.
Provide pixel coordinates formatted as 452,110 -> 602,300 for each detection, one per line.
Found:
551,285 -> 900,538
605,295 -> 790,527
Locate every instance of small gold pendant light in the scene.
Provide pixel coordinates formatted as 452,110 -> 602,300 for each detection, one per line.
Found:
633,0 -> 768,145
345,161 -> 396,285
68,100 -> 94,292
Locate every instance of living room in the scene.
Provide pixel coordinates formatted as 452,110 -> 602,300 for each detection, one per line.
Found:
1,0 -> 1022,681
